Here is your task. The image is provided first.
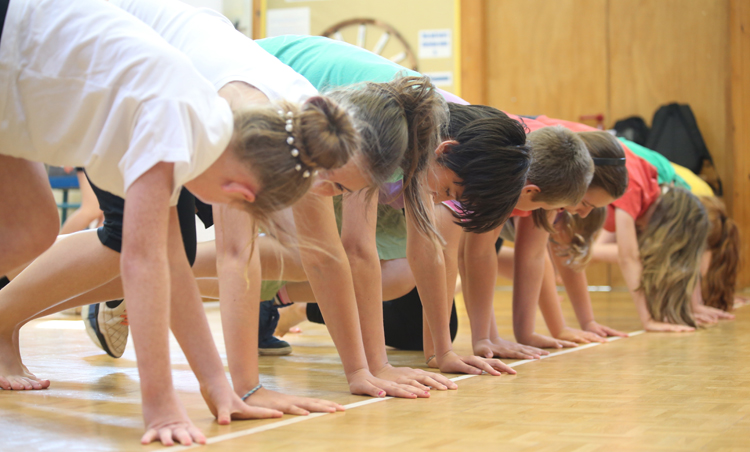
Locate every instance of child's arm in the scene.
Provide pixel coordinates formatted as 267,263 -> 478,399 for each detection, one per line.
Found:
294,193 -> 424,397
512,216 -> 577,349
166,206 -> 285,421
121,162 -> 205,446
213,203 -> 343,413
591,230 -> 619,263
408,200 -> 514,376
460,228 -> 500,348
536,251 -> 605,344
460,229 -> 547,359
614,208 -> 695,332
340,192 -> 454,391
544,251 -> 627,341
690,275 -> 735,324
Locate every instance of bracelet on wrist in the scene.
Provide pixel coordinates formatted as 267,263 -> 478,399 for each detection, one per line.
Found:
426,354 -> 436,365
241,383 -> 263,401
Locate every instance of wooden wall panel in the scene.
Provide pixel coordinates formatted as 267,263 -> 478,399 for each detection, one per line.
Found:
460,0 -> 487,105
729,0 -> 750,288
484,0 -> 609,121
608,0 -> 730,206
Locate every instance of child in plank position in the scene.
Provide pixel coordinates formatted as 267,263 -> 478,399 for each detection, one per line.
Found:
0,0 -> 356,445
74,17 -> 455,402
603,137 -> 742,316
490,128 -> 631,346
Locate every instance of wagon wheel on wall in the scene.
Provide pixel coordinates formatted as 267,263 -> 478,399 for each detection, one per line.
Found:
321,18 -> 418,71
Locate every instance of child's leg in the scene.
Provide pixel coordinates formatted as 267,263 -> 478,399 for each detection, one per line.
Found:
193,241 -> 218,278
496,246 -> 515,279
0,156 -> 59,276
0,230 -> 120,389
381,258 -> 415,300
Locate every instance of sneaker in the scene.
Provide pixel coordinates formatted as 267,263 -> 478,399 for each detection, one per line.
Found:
258,299 -> 292,356
81,300 -> 129,358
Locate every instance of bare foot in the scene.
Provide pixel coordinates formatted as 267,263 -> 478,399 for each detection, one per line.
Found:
275,303 -> 308,337
0,330 -> 50,390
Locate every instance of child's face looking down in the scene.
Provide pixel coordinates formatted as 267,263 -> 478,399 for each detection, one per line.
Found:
310,153 -> 371,196
564,187 -> 616,218
425,161 -> 463,202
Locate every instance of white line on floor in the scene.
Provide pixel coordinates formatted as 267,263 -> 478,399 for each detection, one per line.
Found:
162,329 -> 646,450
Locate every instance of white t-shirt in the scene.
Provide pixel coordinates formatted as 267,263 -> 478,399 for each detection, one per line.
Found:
0,0 -> 233,204
110,0 -> 318,104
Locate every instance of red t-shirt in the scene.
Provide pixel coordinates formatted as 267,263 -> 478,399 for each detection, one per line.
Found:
532,115 -> 598,133
603,147 -> 660,232
504,113 -> 548,133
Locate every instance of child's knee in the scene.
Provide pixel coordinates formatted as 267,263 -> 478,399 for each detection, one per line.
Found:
27,220 -> 59,258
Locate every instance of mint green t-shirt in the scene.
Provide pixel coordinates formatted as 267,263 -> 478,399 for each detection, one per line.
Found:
257,35 -> 420,92
618,137 -> 690,190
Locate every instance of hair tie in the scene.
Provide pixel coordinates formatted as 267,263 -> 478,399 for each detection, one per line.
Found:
593,157 -> 626,166
279,110 -> 311,178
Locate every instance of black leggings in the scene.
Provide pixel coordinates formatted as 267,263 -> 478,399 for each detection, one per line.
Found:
305,286 -> 458,351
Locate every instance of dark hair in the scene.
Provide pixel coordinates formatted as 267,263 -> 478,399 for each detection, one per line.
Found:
578,131 -> 628,199
439,104 -> 531,233
326,75 -> 447,243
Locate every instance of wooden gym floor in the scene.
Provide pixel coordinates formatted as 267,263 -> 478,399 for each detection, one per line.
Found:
2,289 -> 749,451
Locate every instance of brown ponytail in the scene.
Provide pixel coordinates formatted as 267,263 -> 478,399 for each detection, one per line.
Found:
393,76 -> 448,244
325,75 -> 447,243
231,96 -> 358,222
700,196 -> 741,311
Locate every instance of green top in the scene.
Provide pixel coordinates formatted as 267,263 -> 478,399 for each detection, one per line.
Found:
618,137 -> 690,190
257,35 -> 420,91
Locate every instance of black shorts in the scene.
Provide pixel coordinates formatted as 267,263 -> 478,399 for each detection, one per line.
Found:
194,198 -> 214,229
87,174 -> 197,265
306,286 -> 458,351
0,0 -> 10,45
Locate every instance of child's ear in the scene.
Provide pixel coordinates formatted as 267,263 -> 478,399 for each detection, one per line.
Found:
523,184 -> 541,196
222,181 -> 257,203
435,140 -> 459,156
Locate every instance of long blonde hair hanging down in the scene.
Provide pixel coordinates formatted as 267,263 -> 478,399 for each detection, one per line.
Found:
638,186 -> 709,327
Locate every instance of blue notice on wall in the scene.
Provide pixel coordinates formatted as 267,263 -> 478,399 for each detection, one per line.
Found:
418,29 -> 452,59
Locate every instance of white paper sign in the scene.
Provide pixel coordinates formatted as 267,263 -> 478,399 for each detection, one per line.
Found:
418,29 -> 452,59
267,7 -> 310,37
423,71 -> 454,87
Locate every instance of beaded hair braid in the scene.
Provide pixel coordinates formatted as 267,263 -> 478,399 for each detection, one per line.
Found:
280,109 -> 317,178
